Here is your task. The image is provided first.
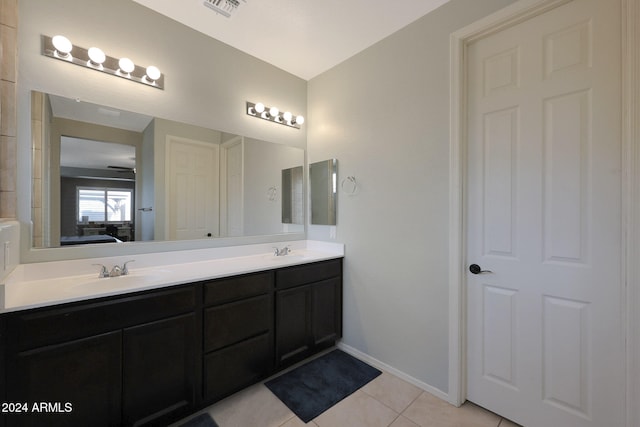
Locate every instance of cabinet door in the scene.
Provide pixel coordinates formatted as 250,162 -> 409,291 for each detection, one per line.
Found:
312,277 -> 342,349
122,313 -> 196,427
275,285 -> 312,367
203,333 -> 272,402
6,331 -> 122,427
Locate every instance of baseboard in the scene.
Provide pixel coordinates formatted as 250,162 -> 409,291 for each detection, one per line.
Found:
336,342 -> 450,404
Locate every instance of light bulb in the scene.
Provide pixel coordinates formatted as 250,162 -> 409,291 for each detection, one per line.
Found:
52,35 -> 72,56
283,111 -> 293,122
119,58 -> 135,74
269,106 -> 279,118
254,103 -> 265,113
88,47 -> 105,65
295,115 -> 305,125
146,65 -> 161,82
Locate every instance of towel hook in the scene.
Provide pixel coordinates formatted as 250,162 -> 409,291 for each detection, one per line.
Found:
341,176 -> 358,195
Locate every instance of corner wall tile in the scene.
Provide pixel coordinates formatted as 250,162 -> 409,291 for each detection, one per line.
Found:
0,24 -> 16,82
1,80 -> 16,137
0,0 -> 17,28
0,190 -> 16,218
1,136 -> 17,166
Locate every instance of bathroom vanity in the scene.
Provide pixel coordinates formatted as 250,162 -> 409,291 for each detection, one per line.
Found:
0,242 -> 343,427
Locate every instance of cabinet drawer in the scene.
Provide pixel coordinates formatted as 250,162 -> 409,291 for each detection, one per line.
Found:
203,333 -> 272,402
6,285 -> 196,350
204,294 -> 271,352
276,258 -> 342,290
204,271 -> 272,306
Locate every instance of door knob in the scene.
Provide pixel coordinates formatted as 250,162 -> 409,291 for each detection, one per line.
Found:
469,264 -> 492,274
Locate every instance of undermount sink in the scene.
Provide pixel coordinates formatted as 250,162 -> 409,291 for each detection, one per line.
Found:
66,270 -> 171,293
262,254 -> 307,262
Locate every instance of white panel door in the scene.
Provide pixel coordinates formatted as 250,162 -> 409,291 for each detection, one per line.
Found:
466,1 -> 623,426
166,136 -> 219,240
225,140 -> 244,237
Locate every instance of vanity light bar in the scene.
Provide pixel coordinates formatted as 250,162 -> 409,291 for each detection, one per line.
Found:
41,35 -> 164,90
246,101 -> 304,129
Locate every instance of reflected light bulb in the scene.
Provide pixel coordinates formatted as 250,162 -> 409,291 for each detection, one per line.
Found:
52,35 -> 72,56
119,58 -> 135,74
146,65 -> 161,82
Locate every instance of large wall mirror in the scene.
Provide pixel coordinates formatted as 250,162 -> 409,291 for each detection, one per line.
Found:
30,91 -> 305,249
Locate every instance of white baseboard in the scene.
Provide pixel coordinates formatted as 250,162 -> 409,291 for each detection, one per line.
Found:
336,342 -> 451,404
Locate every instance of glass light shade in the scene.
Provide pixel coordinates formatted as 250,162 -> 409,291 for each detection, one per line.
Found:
119,58 -> 135,73
88,47 -> 106,65
254,103 -> 265,113
269,107 -> 280,117
283,111 -> 293,122
295,115 -> 305,125
146,65 -> 161,81
52,35 -> 72,55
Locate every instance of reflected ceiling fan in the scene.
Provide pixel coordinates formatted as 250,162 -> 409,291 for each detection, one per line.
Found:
107,165 -> 136,174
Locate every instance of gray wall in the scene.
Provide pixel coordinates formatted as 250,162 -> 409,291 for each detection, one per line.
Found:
307,0 -> 516,393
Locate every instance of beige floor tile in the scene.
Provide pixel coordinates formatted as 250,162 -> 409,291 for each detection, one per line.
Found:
498,418 -> 522,427
280,416 -> 319,426
403,392 -> 501,427
361,371 -> 423,413
314,390 -> 399,427
390,415 -> 421,427
208,383 -> 294,427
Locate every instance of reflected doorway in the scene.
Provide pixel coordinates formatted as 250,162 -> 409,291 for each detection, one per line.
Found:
59,137 -> 136,245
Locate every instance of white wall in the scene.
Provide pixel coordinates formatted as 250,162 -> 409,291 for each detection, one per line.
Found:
307,0 -> 516,393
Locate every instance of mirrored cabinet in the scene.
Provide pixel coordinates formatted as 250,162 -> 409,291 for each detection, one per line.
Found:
309,159 -> 337,225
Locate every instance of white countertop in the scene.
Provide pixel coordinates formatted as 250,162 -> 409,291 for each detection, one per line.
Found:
0,240 -> 344,313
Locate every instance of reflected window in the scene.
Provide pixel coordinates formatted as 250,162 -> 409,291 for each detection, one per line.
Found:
78,187 -> 132,223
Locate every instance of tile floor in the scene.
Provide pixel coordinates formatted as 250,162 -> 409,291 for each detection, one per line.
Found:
178,362 -> 522,427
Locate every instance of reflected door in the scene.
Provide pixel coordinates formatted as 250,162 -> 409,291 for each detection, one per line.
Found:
166,136 -> 220,240
465,1 -> 623,426
221,137 -> 244,237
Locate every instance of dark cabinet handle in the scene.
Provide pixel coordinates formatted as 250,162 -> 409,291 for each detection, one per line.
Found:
469,264 -> 492,274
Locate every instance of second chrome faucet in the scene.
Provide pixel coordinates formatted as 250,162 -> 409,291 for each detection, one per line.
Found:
94,260 -> 135,278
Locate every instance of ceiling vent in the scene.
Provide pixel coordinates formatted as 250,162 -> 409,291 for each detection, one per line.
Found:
203,0 -> 246,18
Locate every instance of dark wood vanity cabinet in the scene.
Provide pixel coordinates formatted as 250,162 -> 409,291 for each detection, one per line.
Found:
0,257 -> 342,426
202,271 -> 274,403
275,259 -> 343,368
2,285 -> 198,427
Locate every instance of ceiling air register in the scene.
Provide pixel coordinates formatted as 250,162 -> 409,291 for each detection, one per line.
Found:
203,0 -> 246,18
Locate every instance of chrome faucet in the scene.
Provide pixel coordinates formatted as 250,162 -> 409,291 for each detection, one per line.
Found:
93,264 -> 110,278
273,246 -> 291,256
93,260 -> 135,278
